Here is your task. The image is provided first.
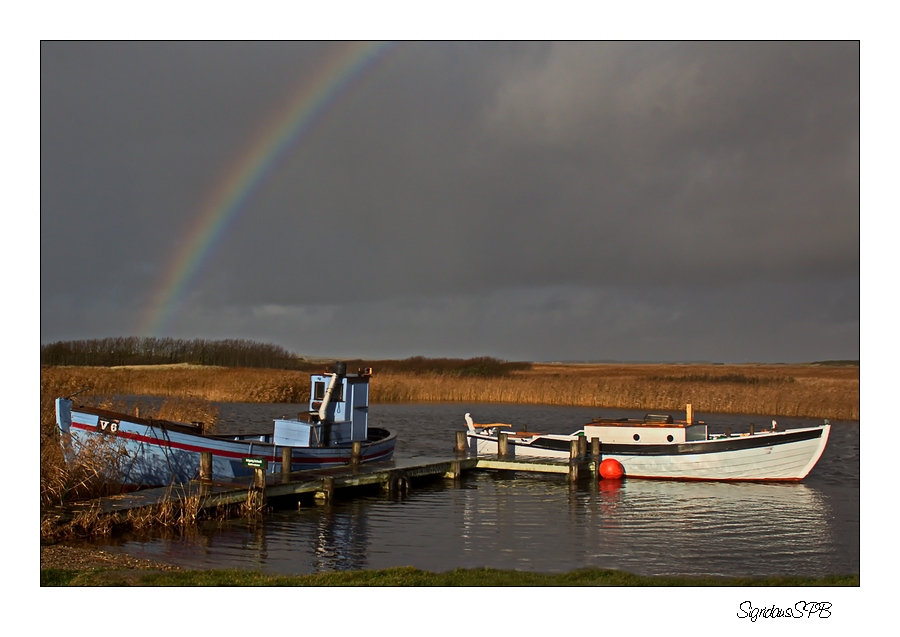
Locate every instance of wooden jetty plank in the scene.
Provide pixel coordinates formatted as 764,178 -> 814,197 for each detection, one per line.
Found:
474,457 -> 591,474
47,452 -> 598,525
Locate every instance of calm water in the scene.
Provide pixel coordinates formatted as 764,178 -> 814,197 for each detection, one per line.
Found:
77,403 -> 859,578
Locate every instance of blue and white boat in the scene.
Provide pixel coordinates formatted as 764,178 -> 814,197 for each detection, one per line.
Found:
55,362 -> 396,486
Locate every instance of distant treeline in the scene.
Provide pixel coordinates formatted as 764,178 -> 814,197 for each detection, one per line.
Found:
40,337 -> 302,369
646,373 -> 797,385
332,356 -> 532,377
39,338 -> 531,376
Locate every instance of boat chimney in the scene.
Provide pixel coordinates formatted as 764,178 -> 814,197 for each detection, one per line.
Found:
686,403 -> 693,425
318,361 -> 348,422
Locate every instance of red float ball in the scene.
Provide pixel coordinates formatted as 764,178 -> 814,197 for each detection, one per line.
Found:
599,458 -> 625,480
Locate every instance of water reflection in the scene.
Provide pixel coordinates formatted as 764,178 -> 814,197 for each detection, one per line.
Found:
456,475 -> 831,576
308,501 -> 369,572
580,480 -> 834,577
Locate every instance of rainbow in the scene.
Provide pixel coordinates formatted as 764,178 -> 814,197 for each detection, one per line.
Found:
140,41 -> 398,337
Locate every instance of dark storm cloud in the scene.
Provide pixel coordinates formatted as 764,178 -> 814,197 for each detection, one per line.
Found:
41,41 -> 859,361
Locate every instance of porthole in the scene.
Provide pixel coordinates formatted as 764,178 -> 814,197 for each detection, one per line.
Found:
667,435 -> 674,442
633,433 -> 640,441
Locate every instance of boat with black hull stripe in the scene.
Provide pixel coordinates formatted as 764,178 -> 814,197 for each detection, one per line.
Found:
464,405 -> 830,481
55,362 -> 396,486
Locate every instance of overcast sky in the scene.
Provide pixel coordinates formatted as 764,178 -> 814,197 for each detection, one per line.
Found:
40,40 -> 860,363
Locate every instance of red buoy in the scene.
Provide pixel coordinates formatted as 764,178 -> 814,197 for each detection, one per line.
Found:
599,458 -> 625,480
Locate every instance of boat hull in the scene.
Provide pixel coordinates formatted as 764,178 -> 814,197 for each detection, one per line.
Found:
466,425 -> 830,481
63,405 -> 396,486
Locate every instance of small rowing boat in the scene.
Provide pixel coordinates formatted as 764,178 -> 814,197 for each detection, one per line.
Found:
463,405 -> 830,481
55,362 -> 396,486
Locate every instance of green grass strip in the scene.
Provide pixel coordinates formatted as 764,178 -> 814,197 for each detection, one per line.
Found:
41,566 -> 859,587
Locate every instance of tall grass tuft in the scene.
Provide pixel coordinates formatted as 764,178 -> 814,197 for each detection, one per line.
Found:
40,432 -> 131,508
40,384 -> 221,510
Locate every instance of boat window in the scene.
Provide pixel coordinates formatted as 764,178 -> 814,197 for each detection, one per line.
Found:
313,380 -> 344,402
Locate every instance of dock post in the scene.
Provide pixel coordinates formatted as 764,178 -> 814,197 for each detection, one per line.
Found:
590,438 -> 601,478
351,440 -> 362,466
443,459 -> 462,480
282,447 -> 292,477
568,461 -> 579,483
200,451 -> 213,482
570,439 -> 579,460
749,424 -> 754,435
315,477 -> 334,503
247,466 -> 268,508
455,431 -> 467,453
498,432 -> 509,457
253,467 -> 266,490
578,436 -> 587,458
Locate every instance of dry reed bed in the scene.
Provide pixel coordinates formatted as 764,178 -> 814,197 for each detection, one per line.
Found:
373,364 -> 858,420
41,363 -> 858,420
41,485 -> 265,541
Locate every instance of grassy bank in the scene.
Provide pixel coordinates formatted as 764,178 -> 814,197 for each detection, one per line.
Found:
40,565 -> 859,587
41,362 -> 859,421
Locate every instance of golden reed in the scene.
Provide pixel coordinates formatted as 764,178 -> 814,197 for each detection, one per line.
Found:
41,362 -> 858,421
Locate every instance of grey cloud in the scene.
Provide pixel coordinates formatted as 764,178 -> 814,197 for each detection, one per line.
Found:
41,41 -> 859,362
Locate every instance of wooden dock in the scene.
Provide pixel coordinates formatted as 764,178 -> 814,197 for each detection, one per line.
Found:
48,450 -> 600,523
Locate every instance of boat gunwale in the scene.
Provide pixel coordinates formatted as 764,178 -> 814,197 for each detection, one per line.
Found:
71,403 -> 205,435
467,425 -> 827,457
69,405 -> 396,449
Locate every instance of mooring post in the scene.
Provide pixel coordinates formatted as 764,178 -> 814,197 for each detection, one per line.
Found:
443,459 -> 462,480
351,440 -> 362,466
200,451 -> 213,482
725,427 -> 732,437
568,461 -> 579,483
591,437 -> 600,459
570,439 -> 579,460
455,430 -> 467,453
253,467 -> 266,490
498,432 -> 509,457
578,436 -> 587,458
282,447 -> 292,478
749,424 -> 755,436
315,477 -> 335,503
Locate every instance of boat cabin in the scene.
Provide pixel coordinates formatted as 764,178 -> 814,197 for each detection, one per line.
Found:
272,363 -> 372,448
583,407 -> 708,444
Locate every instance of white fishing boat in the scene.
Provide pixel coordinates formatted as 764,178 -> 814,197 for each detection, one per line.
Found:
464,405 -> 830,481
55,362 -> 396,486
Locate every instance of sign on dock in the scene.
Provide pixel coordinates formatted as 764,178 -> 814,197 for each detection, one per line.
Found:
242,457 -> 268,469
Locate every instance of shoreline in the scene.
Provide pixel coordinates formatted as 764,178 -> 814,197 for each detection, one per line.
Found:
39,547 -> 858,587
